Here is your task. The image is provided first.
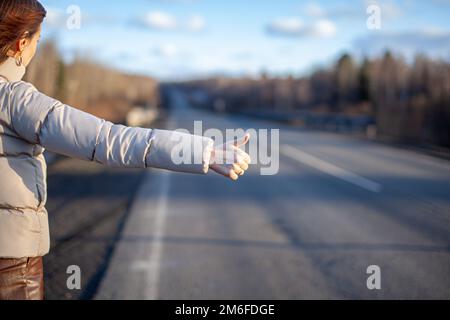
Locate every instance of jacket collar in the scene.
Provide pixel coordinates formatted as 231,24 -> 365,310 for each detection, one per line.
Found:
0,57 -> 26,82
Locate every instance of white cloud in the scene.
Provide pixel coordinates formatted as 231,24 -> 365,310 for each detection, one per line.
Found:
140,11 -> 178,30
134,11 -> 205,32
312,19 -> 337,37
186,15 -> 205,32
304,3 -> 326,18
267,18 -> 336,38
303,1 -> 403,21
354,29 -> 450,59
267,18 -> 304,36
364,0 -> 404,20
44,7 -> 66,28
420,26 -> 450,36
154,43 -> 179,58
303,2 -> 358,20
43,6 -> 116,29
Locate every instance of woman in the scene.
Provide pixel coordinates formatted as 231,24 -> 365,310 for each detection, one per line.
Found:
0,0 -> 251,300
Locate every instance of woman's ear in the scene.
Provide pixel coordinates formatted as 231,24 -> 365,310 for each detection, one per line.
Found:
17,38 -> 30,53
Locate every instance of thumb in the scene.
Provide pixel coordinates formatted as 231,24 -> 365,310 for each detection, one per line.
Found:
231,133 -> 250,147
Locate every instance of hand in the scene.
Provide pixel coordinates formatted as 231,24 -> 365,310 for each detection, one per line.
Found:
209,133 -> 251,181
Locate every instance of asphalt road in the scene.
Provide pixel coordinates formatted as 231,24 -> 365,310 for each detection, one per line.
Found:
96,89 -> 450,299
44,156 -> 144,300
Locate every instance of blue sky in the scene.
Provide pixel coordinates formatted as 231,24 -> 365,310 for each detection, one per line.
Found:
39,0 -> 450,80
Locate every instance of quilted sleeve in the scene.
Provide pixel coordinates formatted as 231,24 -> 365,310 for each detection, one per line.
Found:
7,81 -> 213,173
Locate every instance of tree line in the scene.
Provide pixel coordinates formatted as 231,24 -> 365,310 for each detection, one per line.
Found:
24,40 -> 160,124
181,52 -> 450,148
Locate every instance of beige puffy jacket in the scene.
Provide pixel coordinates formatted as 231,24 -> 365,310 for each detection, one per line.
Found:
0,57 -> 214,258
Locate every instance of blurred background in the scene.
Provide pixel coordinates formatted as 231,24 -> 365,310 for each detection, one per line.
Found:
26,0 -> 450,299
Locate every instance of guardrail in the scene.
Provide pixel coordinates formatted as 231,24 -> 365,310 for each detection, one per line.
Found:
237,110 -> 375,133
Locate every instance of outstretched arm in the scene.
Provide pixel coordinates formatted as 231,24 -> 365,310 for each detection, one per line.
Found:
7,81 -> 214,174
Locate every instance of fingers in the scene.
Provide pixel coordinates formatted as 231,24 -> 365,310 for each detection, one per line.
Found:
231,133 -> 250,147
209,141 -> 252,181
232,163 -> 245,176
213,147 -> 251,165
238,161 -> 249,172
210,164 -> 240,181
229,169 -> 239,181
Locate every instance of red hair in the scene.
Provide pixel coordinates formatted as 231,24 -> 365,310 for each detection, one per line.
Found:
0,0 -> 46,63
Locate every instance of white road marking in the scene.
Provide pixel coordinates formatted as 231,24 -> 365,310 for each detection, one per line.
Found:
280,144 -> 382,193
129,116 -> 177,299
142,116 -> 179,300
144,170 -> 171,300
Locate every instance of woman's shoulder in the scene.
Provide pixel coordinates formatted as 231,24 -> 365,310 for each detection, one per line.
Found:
1,79 -> 59,123
3,80 -> 37,92
0,80 -> 53,111
0,80 -> 38,100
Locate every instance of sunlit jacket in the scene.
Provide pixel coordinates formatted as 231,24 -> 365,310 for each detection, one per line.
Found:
0,57 -> 213,258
